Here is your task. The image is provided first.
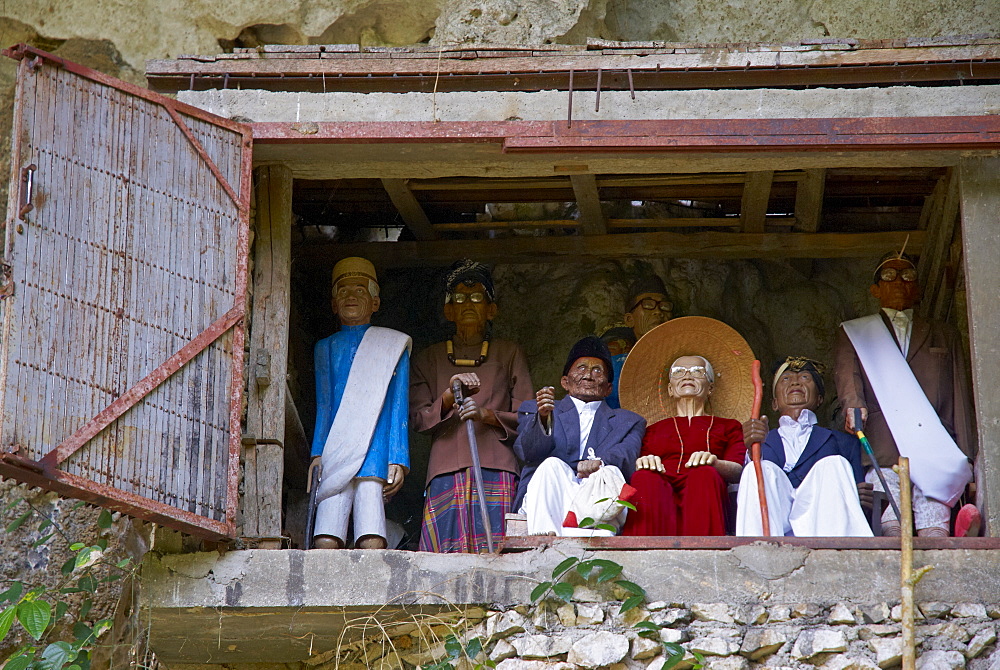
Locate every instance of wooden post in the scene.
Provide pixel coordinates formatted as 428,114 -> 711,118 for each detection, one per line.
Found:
243,164 -> 293,547
899,457 -> 916,670
959,156 -> 1000,537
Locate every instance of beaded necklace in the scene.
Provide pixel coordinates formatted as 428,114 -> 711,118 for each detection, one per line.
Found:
672,415 -> 714,473
447,339 -> 490,367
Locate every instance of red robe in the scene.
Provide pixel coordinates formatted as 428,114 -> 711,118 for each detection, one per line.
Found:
622,415 -> 745,536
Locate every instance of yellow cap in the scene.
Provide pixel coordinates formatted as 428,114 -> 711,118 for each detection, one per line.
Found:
332,257 -> 378,289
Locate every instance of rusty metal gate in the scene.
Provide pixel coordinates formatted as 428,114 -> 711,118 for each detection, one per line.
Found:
0,45 -> 251,540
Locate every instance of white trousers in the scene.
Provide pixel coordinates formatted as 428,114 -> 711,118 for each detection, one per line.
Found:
736,456 -> 873,537
314,477 -> 386,543
519,457 -> 623,537
867,468 -> 950,530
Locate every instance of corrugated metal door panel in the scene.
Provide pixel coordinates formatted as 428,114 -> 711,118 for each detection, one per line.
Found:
0,46 -> 252,540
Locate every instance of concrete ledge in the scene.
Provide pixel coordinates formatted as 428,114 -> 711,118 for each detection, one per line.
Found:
142,544 -> 1000,663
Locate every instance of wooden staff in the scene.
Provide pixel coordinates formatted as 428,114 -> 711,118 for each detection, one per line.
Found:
750,360 -> 771,536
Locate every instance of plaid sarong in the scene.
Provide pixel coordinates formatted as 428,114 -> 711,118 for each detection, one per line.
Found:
419,468 -> 516,553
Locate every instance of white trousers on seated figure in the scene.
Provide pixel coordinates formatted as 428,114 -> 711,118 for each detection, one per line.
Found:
314,477 -> 386,543
736,456 -> 873,537
519,457 -> 624,537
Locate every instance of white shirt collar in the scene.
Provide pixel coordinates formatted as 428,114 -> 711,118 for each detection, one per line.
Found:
882,307 -> 914,323
778,408 -> 818,431
569,396 -> 603,414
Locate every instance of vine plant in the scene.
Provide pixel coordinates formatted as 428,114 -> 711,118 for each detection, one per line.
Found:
530,555 -> 705,670
1,495 -> 133,670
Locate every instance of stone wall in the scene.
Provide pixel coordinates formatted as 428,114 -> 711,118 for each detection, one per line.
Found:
164,598 -> 1000,670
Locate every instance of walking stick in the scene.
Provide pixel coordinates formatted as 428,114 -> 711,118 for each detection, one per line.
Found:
452,379 -> 495,553
853,408 -> 902,523
749,360 -> 771,536
304,462 -> 321,549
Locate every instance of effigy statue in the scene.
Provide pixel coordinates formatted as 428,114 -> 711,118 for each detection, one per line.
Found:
834,251 -> 977,537
513,336 -> 645,536
606,275 -> 672,409
410,260 -> 533,552
308,257 -> 411,549
618,317 -> 754,536
736,357 -> 872,537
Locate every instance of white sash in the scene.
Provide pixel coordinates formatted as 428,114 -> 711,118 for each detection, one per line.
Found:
841,314 -> 971,505
316,327 -> 412,502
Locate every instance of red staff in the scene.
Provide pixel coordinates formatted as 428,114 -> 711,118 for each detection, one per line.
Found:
749,360 -> 771,536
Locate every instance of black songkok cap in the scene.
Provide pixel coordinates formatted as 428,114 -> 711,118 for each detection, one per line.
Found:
445,259 -> 496,302
771,356 -> 826,398
563,336 -> 615,383
626,275 -> 668,311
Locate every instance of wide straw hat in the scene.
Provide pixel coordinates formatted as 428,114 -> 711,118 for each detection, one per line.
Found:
619,316 -> 756,424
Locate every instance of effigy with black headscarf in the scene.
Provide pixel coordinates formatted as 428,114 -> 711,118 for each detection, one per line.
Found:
444,259 -> 496,304
771,356 -> 826,397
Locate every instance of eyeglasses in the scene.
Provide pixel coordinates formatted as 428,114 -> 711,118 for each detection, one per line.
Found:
669,366 -> 708,379
450,292 -> 486,304
631,298 -> 673,312
570,362 -> 608,379
879,267 -> 917,283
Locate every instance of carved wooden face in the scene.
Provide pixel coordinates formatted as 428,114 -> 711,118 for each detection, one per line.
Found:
561,356 -> 612,402
624,292 -> 672,338
332,278 -> 379,326
870,258 -> 920,311
772,368 -> 823,417
443,281 -> 497,330
666,355 -> 713,404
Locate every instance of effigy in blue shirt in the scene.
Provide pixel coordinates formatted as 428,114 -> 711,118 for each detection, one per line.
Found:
311,323 -> 410,479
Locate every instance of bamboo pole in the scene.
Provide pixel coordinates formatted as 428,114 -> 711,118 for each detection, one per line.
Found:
899,457 -> 916,670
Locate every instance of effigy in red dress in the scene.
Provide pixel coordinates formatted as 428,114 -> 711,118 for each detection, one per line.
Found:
621,415 -> 745,536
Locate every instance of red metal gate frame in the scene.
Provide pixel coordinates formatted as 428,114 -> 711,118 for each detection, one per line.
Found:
0,45 -> 252,541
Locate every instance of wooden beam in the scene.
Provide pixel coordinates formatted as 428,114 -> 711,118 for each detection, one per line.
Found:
740,171 -> 773,233
918,168 -> 959,320
244,165 -> 293,546
959,156 -> 1000,536
793,168 -> 826,232
381,178 -> 438,241
295,230 -> 924,268
570,174 -> 607,235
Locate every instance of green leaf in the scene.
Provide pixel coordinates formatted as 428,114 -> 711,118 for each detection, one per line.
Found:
60,557 -> 76,577
4,496 -> 23,511
100,574 -> 123,584
32,533 -> 56,548
0,605 -> 17,641
661,645 -> 686,670
483,661 -> 497,669
73,548 -> 93,571
55,601 -> 69,621
7,510 -> 32,533
77,576 -> 97,593
616,579 -> 646,596
551,556 -> 580,579
575,560 -> 595,579
5,654 -> 33,670
444,635 -> 462,660
71,501 -> 86,510
40,640 -> 76,670
69,543 -> 85,552
115,558 -> 131,569
17,599 -> 51,640
692,650 -> 706,667
594,497 -> 611,504
530,582 -> 552,603
637,630 -> 660,640
551,582 -> 575,602
465,637 -> 483,659
619,500 -> 637,511
633,621 -> 660,632
594,523 -> 617,532
94,539 -> 107,551
0,582 -> 23,603
595,563 -> 624,584
79,599 -> 92,621
97,510 -> 112,530
37,518 -> 52,532
73,622 -> 93,642
618,595 -> 645,614
577,517 -> 595,529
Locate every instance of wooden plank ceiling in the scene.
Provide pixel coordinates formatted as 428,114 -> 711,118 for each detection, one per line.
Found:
291,167 -> 944,266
